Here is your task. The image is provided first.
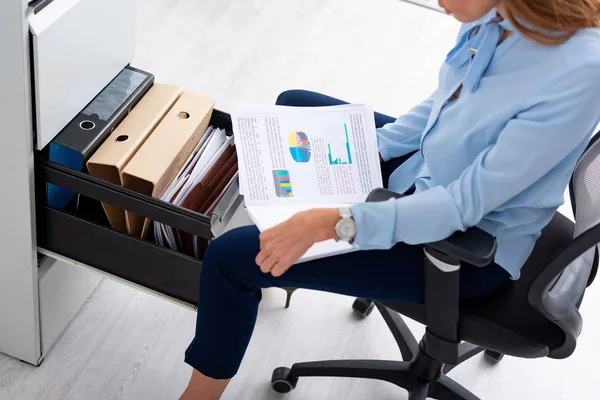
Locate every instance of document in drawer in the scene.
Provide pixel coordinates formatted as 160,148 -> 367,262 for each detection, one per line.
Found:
121,92 -> 215,237
153,125 -> 238,257
47,67 -> 154,210
86,84 -> 183,232
178,145 -> 238,254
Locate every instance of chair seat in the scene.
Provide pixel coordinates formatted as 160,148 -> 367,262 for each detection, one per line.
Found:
383,212 -> 576,359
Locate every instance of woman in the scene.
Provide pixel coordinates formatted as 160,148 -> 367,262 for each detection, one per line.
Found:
180,0 -> 600,398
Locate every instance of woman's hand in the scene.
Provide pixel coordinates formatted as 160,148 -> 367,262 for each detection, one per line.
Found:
256,208 -> 340,277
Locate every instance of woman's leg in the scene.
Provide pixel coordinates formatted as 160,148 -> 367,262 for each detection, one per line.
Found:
181,226 -> 510,398
276,89 -> 396,129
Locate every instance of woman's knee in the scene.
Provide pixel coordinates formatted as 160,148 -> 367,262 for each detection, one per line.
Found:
275,89 -> 309,106
202,226 -> 266,290
276,89 -> 347,108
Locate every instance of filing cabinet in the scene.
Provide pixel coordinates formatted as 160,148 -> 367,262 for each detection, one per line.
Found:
0,0 -> 242,366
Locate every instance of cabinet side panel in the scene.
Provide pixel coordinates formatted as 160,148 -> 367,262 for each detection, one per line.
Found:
0,0 -> 42,364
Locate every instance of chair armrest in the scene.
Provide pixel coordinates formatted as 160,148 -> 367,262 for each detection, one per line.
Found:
365,188 -> 497,266
427,228 -> 497,267
365,188 -> 405,202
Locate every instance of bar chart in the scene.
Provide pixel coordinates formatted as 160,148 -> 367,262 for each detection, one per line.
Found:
327,124 -> 353,165
272,169 -> 294,197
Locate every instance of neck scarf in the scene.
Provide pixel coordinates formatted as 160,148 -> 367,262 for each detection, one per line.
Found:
445,12 -> 514,92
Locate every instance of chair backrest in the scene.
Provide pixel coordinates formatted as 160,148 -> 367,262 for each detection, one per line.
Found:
570,133 -> 600,286
530,132 -> 600,358
569,132 -> 600,286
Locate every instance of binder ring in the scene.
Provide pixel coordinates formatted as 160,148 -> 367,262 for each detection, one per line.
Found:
80,120 -> 95,130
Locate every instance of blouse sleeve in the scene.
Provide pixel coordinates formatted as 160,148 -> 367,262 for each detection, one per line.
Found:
377,92 -> 435,161
351,64 -> 600,250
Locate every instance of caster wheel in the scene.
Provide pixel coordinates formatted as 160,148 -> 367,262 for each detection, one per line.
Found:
352,298 -> 375,318
484,350 -> 504,363
271,367 -> 298,394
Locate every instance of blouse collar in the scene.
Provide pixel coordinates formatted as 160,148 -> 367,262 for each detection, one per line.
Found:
445,10 -> 515,92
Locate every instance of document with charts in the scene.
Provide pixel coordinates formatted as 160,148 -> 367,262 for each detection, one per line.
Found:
232,103 -> 383,262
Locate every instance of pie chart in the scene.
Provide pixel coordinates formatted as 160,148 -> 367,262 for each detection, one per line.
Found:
288,131 -> 311,163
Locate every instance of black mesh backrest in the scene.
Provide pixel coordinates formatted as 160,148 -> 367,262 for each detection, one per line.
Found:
573,134 -> 600,239
541,134 -> 600,321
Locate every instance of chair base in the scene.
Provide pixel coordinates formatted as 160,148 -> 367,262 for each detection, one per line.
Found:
271,300 -> 500,399
272,360 -> 480,400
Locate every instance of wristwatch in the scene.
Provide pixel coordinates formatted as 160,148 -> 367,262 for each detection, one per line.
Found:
335,207 -> 357,243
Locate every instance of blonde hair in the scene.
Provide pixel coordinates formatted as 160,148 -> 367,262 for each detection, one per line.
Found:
503,0 -> 600,45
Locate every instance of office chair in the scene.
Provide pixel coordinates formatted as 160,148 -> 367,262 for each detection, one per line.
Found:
270,133 -> 600,399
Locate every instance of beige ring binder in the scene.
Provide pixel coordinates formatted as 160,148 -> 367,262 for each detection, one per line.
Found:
87,84 -> 183,232
120,91 -> 215,237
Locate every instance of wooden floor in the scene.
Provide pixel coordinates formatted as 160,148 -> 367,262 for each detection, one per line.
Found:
1,0 -> 599,398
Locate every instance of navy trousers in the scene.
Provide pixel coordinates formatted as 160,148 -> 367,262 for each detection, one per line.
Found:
184,90 -> 511,379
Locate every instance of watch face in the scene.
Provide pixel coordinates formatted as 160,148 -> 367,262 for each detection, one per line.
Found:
337,219 -> 357,241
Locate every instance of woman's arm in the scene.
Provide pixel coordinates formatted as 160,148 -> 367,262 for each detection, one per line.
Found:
351,64 -> 600,250
256,208 -> 339,277
377,93 -> 436,161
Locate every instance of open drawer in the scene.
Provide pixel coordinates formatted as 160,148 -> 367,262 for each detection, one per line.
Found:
35,110 -> 243,308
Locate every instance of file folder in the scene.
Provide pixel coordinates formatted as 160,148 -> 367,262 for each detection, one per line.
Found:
153,126 -> 228,252
181,146 -> 238,214
178,146 -> 238,254
86,84 -> 183,232
121,91 -> 215,237
206,172 -> 239,217
200,162 -> 239,215
47,66 -> 154,210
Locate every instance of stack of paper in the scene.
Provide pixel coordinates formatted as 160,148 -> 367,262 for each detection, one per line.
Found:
232,103 -> 383,262
154,125 -> 238,257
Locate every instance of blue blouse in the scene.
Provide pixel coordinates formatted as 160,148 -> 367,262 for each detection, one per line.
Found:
350,10 -> 600,279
